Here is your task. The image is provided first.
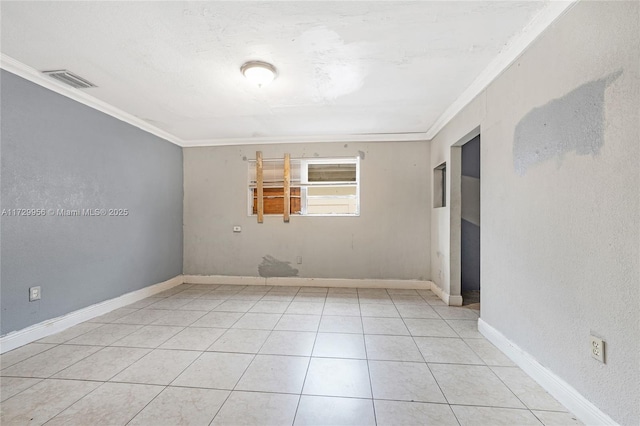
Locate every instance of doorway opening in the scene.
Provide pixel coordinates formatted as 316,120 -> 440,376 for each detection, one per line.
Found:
460,135 -> 480,310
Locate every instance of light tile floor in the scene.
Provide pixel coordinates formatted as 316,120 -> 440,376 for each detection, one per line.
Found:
1,284 -> 583,426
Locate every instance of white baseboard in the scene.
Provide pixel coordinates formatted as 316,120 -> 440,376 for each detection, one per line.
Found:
1,274 -> 433,354
430,282 -> 463,306
0,275 -> 184,354
478,319 -> 618,426
267,277 -> 431,289
184,275 -> 266,286
184,275 -> 432,290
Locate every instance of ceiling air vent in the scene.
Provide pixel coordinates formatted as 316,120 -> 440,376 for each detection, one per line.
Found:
42,70 -> 97,89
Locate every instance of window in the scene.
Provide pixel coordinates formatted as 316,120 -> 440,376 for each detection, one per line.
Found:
249,158 -> 302,215
434,162 -> 446,208
249,157 -> 360,216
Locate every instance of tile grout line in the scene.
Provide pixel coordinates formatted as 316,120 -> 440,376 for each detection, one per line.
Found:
39,375 -> 115,425
358,288 -> 378,426
1,284 -> 264,422
8,337 -> 111,382
123,384 -> 169,425
211,285 -> 306,426
3,284 -> 568,425
451,312 -> 537,415
35,321 -> 108,345
291,288 -> 327,426
10,374 -> 568,412
0,377 -> 45,403
388,288 -> 462,426
108,284 -> 231,425
1,356 -> 518,376
1,342 -> 62,371
417,290 -> 546,421
123,283 -> 229,425
125,286 -> 280,425
483,360 -> 541,416
193,284 -> 268,426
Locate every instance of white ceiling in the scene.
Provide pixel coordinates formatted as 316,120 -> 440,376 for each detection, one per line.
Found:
1,1 -> 570,146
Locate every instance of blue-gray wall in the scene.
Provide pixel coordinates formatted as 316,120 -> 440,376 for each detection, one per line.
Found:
0,70 -> 183,335
461,135 -> 480,292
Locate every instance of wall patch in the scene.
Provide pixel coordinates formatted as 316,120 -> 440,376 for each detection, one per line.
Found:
513,70 -> 621,175
258,255 -> 299,277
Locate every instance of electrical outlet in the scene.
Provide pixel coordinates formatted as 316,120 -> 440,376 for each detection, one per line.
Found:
590,336 -> 605,363
296,256 -> 303,264
233,226 -> 242,233
29,286 -> 41,301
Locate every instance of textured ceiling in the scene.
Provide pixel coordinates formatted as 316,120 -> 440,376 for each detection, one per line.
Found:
1,1 -> 552,145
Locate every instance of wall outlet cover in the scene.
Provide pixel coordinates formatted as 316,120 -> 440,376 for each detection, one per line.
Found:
590,335 -> 605,363
29,286 -> 41,301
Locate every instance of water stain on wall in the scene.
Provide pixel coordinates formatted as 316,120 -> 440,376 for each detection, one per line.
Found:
258,255 -> 299,277
513,70 -> 621,175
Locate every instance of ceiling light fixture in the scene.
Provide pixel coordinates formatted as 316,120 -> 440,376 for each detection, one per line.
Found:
241,61 -> 277,87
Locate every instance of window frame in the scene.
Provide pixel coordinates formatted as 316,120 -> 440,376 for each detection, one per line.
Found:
247,156 -> 360,217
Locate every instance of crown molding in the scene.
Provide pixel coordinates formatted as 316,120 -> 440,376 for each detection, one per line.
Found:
1,53 -> 428,147
425,0 -> 578,140
0,53 -> 184,146
182,132 -> 428,147
2,0 -> 576,150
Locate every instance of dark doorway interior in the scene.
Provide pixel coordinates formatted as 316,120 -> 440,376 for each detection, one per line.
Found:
461,135 -> 480,308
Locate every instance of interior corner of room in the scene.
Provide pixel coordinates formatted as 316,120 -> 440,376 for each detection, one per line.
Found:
0,1 -> 638,425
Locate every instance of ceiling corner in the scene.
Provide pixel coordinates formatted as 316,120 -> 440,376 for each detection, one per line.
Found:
424,0 -> 578,141
0,53 -> 186,147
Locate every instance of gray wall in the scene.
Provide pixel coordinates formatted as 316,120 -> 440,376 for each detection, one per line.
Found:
461,135 -> 480,292
0,70 -> 183,335
430,2 -> 639,424
184,142 -> 430,280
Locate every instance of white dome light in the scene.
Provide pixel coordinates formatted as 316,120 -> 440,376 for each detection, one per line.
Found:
241,61 -> 277,87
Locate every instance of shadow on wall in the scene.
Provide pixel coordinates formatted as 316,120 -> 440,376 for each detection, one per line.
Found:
513,70 -> 622,176
258,255 -> 299,277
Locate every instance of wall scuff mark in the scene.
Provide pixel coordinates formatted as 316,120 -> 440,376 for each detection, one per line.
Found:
258,255 -> 299,277
513,70 -> 621,175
